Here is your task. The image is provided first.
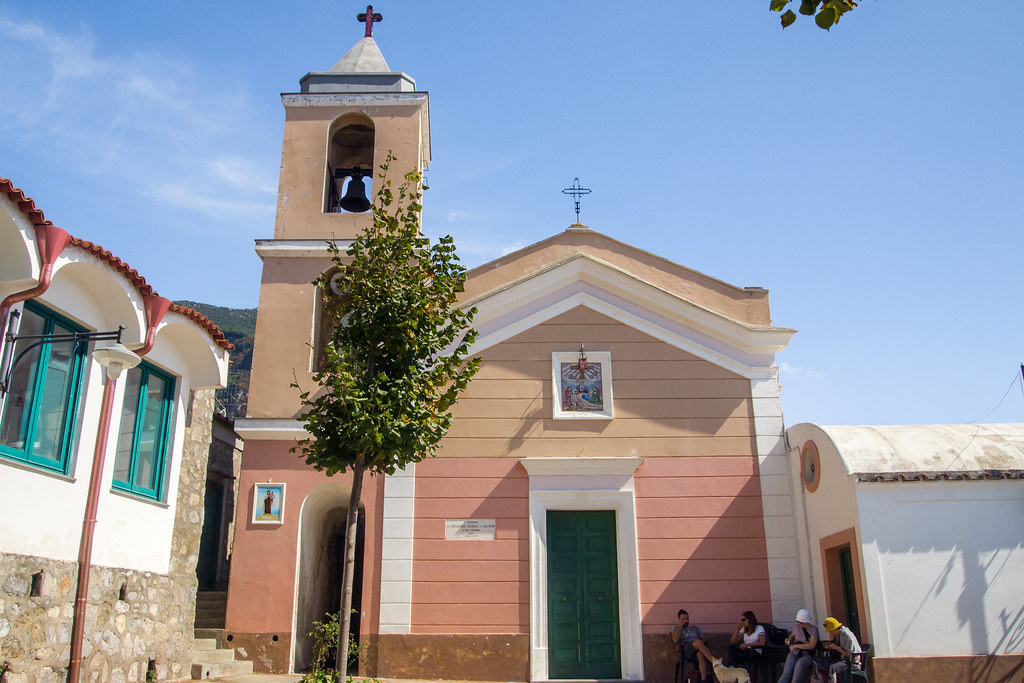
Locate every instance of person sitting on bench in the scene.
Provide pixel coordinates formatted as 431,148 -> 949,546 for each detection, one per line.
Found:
728,610 -> 766,676
818,617 -> 861,683
670,608 -> 715,682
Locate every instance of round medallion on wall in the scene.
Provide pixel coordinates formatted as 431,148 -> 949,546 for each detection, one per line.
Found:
801,440 -> 821,493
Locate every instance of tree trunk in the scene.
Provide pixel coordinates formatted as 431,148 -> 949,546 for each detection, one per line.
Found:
335,455 -> 366,674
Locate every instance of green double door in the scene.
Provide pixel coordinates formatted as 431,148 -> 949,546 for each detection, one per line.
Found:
547,510 -> 621,679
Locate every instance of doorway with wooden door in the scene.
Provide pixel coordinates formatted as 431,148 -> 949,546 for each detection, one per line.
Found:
546,509 -> 621,679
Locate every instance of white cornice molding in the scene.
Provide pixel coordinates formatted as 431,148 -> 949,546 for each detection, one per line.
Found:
282,93 -> 428,108
254,239 -> 354,259
234,418 -> 308,440
519,457 -> 643,477
465,254 -> 795,379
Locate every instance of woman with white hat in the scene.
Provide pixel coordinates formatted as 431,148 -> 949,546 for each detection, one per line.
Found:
777,608 -> 819,683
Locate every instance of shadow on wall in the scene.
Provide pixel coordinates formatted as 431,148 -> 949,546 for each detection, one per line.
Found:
858,490 -> 1024,659
638,455 -> 774,632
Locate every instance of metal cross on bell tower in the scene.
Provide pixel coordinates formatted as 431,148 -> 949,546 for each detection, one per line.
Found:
562,177 -> 592,223
357,5 -> 383,37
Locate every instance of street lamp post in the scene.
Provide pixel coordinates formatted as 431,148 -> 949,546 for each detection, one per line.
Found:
67,342 -> 141,683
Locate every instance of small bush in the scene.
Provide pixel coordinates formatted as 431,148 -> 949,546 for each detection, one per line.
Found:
301,612 -> 369,683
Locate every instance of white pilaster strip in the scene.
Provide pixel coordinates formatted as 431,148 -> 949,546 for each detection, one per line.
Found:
378,463 -> 415,634
751,373 -> 803,623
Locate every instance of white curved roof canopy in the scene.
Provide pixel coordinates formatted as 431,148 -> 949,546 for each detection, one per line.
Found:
788,423 -> 1024,481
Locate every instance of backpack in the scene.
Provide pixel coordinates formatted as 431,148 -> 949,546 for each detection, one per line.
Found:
762,623 -> 789,647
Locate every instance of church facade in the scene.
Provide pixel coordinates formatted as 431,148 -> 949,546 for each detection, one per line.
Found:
226,28 -> 801,681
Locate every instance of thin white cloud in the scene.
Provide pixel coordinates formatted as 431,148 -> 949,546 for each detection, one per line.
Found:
780,361 -> 826,380
0,17 -> 276,228
499,240 -> 528,256
444,154 -> 523,184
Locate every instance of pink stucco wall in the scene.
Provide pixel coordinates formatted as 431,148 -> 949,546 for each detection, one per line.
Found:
225,439 -> 385,636
636,456 -> 773,634
410,458 -> 529,634
407,455 -> 772,637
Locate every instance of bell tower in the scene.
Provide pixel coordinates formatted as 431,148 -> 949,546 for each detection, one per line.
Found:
272,8 -> 429,241
247,7 -> 430,418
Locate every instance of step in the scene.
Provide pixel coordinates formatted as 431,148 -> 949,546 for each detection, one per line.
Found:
196,598 -> 228,609
194,628 -> 225,641
194,610 -> 227,622
193,638 -> 219,652
196,601 -> 227,612
195,609 -> 227,620
192,649 -> 239,665
191,660 -> 254,680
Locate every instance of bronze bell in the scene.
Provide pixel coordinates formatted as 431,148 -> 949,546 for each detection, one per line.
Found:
339,174 -> 371,213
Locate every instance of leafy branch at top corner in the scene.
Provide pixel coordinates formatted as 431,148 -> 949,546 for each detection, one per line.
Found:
769,0 -> 859,30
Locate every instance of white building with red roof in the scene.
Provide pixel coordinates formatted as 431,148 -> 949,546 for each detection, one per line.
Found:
0,178 -> 234,683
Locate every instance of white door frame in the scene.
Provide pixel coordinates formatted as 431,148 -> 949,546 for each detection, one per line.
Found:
521,457 -> 644,681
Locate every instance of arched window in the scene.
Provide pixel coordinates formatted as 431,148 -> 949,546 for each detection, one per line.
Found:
311,267 -> 349,371
325,114 -> 374,213
0,300 -> 87,474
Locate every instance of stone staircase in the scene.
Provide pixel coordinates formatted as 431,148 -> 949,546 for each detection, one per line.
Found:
195,590 -> 228,629
192,628 -> 254,679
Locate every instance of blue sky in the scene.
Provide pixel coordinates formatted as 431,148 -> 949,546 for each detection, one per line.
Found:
1,1 -> 1021,426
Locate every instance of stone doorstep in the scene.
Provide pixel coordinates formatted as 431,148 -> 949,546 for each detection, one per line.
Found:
193,649 -> 240,665
194,638 -> 220,651
192,627 -> 253,680
195,628 -> 226,642
190,660 -> 255,679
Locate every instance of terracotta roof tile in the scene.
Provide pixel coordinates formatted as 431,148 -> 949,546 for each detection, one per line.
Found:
68,237 -> 156,297
1,177 -> 50,228
169,304 -> 233,350
1,177 -> 233,351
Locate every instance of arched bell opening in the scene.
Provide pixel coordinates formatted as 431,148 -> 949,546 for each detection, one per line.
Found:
325,114 -> 375,214
292,483 -> 366,673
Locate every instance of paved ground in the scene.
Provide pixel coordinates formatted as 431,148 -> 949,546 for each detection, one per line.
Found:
207,676 -> 501,683
210,675 -> 302,683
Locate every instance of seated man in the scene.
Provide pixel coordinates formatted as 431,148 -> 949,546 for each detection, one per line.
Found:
819,617 -> 861,683
670,609 -> 714,682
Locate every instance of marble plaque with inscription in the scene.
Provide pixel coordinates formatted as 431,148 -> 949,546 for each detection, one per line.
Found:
445,518 -> 496,540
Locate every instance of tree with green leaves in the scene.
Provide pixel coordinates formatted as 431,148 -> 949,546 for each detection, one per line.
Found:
770,0 -> 858,30
293,158 -> 480,676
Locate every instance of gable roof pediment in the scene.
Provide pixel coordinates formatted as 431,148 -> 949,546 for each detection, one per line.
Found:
463,231 -> 794,380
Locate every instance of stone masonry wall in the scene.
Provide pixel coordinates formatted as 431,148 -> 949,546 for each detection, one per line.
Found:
0,389 -> 216,683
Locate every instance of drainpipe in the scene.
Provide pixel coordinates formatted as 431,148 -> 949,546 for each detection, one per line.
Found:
67,294 -> 169,683
135,294 -> 172,356
0,224 -> 72,333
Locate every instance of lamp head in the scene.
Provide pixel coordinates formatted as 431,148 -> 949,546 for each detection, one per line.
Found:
92,343 -> 141,381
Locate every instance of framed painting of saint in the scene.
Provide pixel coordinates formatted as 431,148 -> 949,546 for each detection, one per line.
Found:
253,482 -> 286,524
551,350 -> 613,420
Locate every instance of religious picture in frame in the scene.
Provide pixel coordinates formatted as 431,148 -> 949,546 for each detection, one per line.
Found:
253,483 -> 285,524
552,350 -> 613,420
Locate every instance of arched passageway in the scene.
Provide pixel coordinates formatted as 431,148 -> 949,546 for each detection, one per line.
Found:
293,483 -> 365,672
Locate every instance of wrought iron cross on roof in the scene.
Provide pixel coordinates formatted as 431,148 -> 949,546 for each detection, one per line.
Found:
562,177 -> 591,223
358,5 -> 383,37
